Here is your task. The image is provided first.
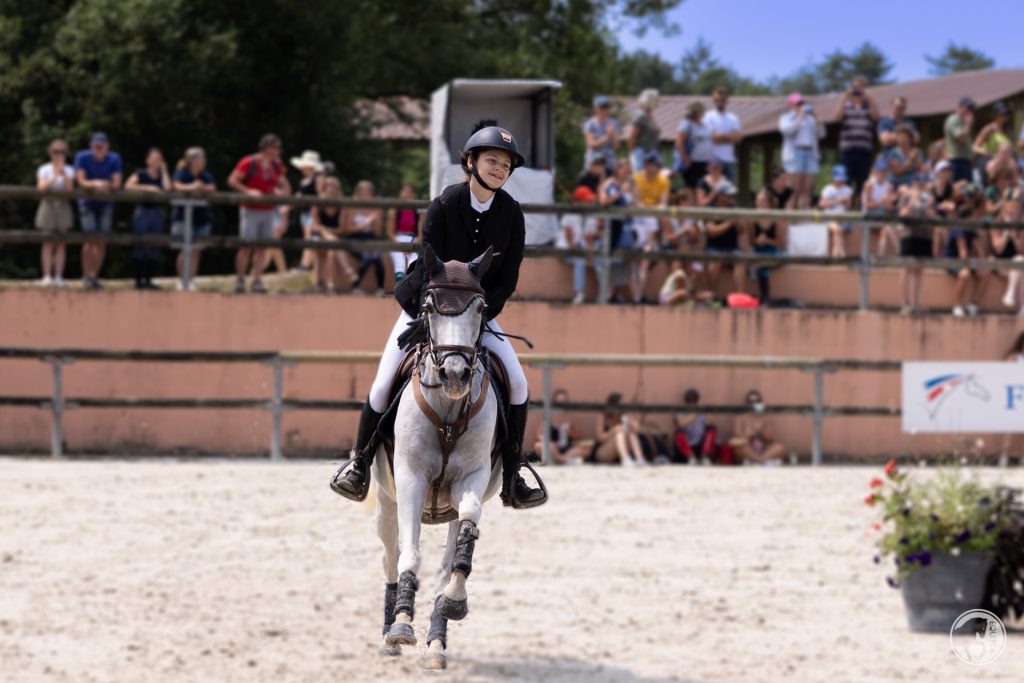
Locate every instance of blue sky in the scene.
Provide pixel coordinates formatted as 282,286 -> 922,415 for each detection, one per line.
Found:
614,0 -> 1024,84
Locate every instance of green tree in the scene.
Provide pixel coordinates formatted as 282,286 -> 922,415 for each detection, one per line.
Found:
677,38 -> 770,95
815,42 -> 892,93
925,43 -> 995,75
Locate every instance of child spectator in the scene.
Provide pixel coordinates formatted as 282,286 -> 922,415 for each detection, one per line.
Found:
35,139 -> 74,286
385,183 -> 422,283
589,392 -> 647,466
124,148 -> 171,290
883,124 -> 923,189
945,186 -> 987,317
227,133 -> 290,293
74,132 -> 123,289
731,389 -> 786,466
749,188 -> 785,303
627,88 -> 661,174
778,92 -> 824,209
311,176 -> 358,293
897,173 -> 937,314
863,159 -> 898,257
819,165 -> 853,258
674,388 -> 717,465
533,389 -> 593,465
583,95 -> 619,172
702,179 -> 746,296
560,185 -> 603,305
345,180 -> 386,295
674,101 -> 712,188
290,150 -> 325,271
171,147 -> 216,291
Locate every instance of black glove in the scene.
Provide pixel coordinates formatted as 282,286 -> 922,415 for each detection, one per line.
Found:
397,317 -> 428,351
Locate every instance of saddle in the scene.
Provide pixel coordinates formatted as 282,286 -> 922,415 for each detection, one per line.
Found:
376,349 -> 511,525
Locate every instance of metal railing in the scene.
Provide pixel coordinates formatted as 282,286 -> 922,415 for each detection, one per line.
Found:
0,346 -> 900,464
2,184 -> 1023,308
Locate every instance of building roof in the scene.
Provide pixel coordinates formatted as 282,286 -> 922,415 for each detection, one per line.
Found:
359,69 -> 1024,142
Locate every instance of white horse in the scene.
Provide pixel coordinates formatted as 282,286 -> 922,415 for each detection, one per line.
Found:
372,246 -> 504,670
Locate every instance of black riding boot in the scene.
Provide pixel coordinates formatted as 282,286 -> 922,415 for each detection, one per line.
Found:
500,402 -> 548,509
329,402 -> 384,501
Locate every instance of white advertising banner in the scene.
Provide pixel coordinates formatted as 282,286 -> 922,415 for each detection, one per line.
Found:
902,362 -> 1024,433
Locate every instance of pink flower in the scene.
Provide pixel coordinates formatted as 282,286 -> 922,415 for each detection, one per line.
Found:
864,494 -> 878,507
869,477 -> 883,489
884,459 -> 898,478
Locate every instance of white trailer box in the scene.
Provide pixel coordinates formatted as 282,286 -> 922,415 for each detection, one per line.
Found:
430,79 -> 561,245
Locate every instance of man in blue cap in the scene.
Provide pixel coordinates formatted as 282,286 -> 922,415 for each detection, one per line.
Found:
74,132 -> 123,289
583,95 -> 619,172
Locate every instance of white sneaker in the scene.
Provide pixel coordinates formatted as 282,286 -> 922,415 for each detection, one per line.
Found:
571,292 -> 585,305
187,281 -> 198,292
952,306 -> 966,317
176,280 -> 186,291
41,275 -> 53,286
53,276 -> 65,287
1003,292 -> 1017,309
966,303 -> 979,316
899,305 -> 912,315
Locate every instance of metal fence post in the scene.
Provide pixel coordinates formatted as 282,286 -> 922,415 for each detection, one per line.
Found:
858,221 -> 871,312
811,366 -> 824,466
181,202 -> 194,291
44,356 -> 65,458
540,365 -> 554,465
597,218 -> 612,304
270,357 -> 284,462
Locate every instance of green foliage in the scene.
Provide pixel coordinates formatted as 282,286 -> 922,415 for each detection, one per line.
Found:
774,43 -> 892,95
925,43 -> 996,76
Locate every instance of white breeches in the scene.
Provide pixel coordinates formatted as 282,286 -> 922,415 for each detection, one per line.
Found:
389,234 -> 417,276
368,311 -> 529,412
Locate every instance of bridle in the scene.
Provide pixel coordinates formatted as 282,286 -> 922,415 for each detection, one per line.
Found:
416,283 -> 487,388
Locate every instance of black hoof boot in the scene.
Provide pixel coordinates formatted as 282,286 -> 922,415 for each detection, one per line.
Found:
330,455 -> 370,501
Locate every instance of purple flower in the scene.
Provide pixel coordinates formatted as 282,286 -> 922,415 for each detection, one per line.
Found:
953,530 -> 972,544
904,553 -> 918,565
918,551 -> 932,566
885,576 -> 901,588
901,507 -> 911,517
898,537 -> 909,545
984,522 -> 996,532
929,513 -> 940,522
872,554 -> 881,564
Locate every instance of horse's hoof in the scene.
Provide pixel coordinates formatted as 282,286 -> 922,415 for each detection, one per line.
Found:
436,595 -> 469,621
385,622 -> 417,646
421,652 -> 447,670
379,643 -> 402,657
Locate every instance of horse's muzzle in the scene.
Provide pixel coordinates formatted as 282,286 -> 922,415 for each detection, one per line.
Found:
438,361 -> 472,400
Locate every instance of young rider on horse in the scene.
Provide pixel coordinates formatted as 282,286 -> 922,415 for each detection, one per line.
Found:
330,126 -> 547,510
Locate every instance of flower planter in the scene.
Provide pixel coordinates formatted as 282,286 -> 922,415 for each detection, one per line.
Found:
900,550 -> 991,632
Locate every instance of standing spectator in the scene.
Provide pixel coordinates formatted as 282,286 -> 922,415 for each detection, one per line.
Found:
896,173 -> 937,314
560,185 -> 603,305
832,76 -> 879,205
124,148 -> 171,290
674,388 -> 717,465
973,102 -> 1012,186
674,101 -> 713,188
311,176 -> 358,294
631,153 -> 670,302
819,165 -> 853,258
589,392 -> 647,466
778,92 -> 825,209
703,179 -> 746,295
731,389 -> 786,466
227,133 -> 289,294
385,183 -> 422,283
290,150 -> 325,271
749,188 -> 785,302
345,179 -> 386,295
883,124 -> 923,189
877,96 -> 918,150
627,89 -> 661,174
533,389 -> 594,465
583,95 -> 620,171
74,132 -> 122,289
944,97 -> 976,183
35,139 -> 74,286
702,87 -> 743,180
171,147 -> 216,291
864,159 -> 898,257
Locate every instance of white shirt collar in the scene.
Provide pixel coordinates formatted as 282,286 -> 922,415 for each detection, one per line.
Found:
470,191 -> 494,213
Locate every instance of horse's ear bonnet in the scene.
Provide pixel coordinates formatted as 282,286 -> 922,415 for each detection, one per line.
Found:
424,260 -> 485,316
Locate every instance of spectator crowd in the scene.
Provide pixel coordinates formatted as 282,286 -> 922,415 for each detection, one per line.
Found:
571,83 -> 1024,316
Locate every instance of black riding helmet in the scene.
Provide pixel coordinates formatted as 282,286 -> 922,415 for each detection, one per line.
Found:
460,126 -> 526,191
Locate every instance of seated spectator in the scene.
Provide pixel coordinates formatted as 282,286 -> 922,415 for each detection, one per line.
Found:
577,156 -> 607,194
171,146 -> 216,291
883,124 -> 923,189
696,157 -> 727,207
385,183 -> 422,283
731,389 -> 786,466
924,139 -> 947,181
74,132 -> 123,289
599,159 -> 638,303
661,188 -> 702,276
749,188 -> 785,303
589,392 -> 647,466
990,185 -> 1024,315
631,152 -> 670,302
311,176 -> 358,293
35,139 -> 74,287
931,159 -> 959,256
945,187 -> 987,317
973,102 -> 1012,186
896,173 -> 937,314
628,88 -> 661,173
819,164 -> 853,258
344,179 -> 386,295
763,165 -> 793,210
985,144 -> 1018,186
864,159 -> 898,257
533,389 -> 594,465
877,96 -> 918,149
778,92 -> 824,209
583,95 -> 620,172
125,147 -> 171,290
674,101 -> 712,188
560,185 -> 603,304
659,268 -> 692,306
674,388 -> 717,465
702,179 -> 746,296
